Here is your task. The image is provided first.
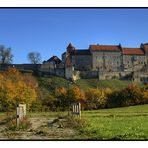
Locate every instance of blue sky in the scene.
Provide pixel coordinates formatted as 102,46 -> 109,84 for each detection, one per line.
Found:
0,8 -> 148,64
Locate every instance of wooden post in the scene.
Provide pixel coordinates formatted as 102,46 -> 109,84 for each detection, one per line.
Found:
16,104 -> 26,127
16,104 -> 20,127
78,102 -> 81,117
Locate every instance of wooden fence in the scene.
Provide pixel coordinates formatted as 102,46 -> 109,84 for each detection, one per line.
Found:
71,103 -> 81,117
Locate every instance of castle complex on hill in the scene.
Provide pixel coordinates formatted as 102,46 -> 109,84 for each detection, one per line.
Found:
1,42 -> 148,83
40,43 -> 148,83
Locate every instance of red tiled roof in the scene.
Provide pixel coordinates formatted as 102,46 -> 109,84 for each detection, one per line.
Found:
89,45 -> 120,52
122,48 -> 144,55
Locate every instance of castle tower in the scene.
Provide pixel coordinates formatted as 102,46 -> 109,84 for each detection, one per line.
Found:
66,43 -> 76,54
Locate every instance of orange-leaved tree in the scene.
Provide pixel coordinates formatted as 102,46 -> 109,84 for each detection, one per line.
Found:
55,86 -> 85,110
85,88 -> 112,110
68,86 -> 85,105
0,68 -> 38,111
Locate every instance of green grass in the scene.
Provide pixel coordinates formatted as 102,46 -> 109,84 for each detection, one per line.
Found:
37,76 -> 134,91
76,79 -> 133,90
26,104 -> 148,140
30,104 -> 148,140
79,104 -> 148,140
1,104 -> 148,140
37,76 -> 68,95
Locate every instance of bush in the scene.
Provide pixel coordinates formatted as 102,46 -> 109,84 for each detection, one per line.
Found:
107,83 -> 145,108
84,88 -> 112,110
29,99 -> 42,112
55,86 -> 85,111
55,87 -> 69,111
121,84 -> 144,106
0,68 -> 38,111
7,116 -> 32,131
107,90 -> 123,108
61,115 -> 89,129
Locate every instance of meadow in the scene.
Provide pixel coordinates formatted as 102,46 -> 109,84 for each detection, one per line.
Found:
80,104 -> 148,140
1,104 -> 148,140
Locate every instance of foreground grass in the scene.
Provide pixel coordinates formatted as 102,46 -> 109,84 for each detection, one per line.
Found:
0,104 -> 148,140
28,104 -> 148,140
80,104 -> 148,140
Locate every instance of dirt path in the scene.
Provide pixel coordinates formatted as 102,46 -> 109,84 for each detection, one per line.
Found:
0,116 -> 77,140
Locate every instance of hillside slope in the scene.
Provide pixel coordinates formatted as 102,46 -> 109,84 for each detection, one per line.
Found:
37,76 -> 133,92
36,76 -> 134,102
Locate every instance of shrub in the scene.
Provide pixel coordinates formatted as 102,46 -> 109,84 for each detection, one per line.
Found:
121,83 -> 144,106
107,83 -> 145,107
29,99 -> 42,112
55,86 -> 85,111
55,87 -> 69,111
107,90 -> 122,108
7,116 -> 32,131
142,88 -> 148,104
84,88 -> 112,110
61,115 -> 89,129
0,68 -> 38,111
68,86 -> 85,104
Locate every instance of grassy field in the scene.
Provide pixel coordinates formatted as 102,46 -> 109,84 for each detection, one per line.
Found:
0,104 -> 148,140
28,104 -> 148,140
80,104 -> 148,140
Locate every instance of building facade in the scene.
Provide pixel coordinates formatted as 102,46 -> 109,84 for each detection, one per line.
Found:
89,44 -> 122,72
62,44 -> 92,71
122,48 -> 146,71
62,43 -> 147,73
30,42 -> 148,81
1,42 -> 148,82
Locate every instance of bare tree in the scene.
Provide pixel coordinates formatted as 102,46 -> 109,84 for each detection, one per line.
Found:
27,52 -> 41,64
0,45 -> 13,64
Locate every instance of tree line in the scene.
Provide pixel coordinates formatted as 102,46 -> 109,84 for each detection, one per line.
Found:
0,67 -> 148,112
0,45 -> 41,64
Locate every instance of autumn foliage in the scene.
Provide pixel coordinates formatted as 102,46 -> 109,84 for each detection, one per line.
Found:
55,87 -> 68,110
55,86 -> 85,110
1,68 -> 148,112
54,83 -> 148,110
55,86 -> 112,110
68,86 -> 85,104
0,68 -> 38,111
107,83 -> 147,108
85,88 -> 112,109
